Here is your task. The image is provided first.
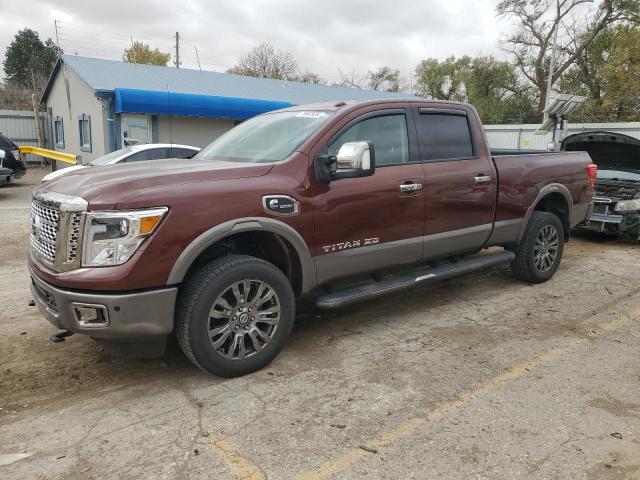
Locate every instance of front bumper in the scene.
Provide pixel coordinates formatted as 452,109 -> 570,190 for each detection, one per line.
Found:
30,269 -> 177,339
576,196 -> 640,239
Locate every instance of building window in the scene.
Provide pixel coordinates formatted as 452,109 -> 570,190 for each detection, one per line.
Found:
78,114 -> 92,152
54,116 -> 64,148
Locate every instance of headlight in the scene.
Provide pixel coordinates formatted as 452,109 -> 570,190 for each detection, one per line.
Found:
82,207 -> 167,267
614,199 -> 640,212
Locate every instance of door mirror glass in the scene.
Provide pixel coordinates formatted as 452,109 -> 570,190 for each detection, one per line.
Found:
0,149 -> 5,160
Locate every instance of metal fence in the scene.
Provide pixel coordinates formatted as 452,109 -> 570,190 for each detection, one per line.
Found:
484,122 -> 640,151
0,109 -> 52,163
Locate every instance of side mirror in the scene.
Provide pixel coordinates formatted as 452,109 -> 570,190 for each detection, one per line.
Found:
314,141 -> 376,183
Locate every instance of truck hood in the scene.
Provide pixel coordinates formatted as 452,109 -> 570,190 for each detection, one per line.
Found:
37,158 -> 273,210
562,131 -> 640,178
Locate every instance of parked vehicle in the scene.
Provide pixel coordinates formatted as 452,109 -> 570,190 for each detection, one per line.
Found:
0,150 -> 13,186
28,100 -> 596,377
564,131 -> 640,242
41,144 -> 200,182
0,133 -> 26,180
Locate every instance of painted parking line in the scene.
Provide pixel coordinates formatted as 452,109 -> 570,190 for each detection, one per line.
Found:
294,307 -> 640,480
209,435 -> 266,480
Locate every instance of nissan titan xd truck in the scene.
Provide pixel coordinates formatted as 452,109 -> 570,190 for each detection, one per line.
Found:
29,100 -> 596,377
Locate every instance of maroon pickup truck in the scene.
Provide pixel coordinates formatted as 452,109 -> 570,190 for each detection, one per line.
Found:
29,100 -> 596,377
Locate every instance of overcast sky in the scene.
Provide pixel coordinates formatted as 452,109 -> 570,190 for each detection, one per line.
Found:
0,0 -> 507,83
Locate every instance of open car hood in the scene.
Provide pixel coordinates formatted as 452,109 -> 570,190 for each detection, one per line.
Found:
562,131 -> 640,176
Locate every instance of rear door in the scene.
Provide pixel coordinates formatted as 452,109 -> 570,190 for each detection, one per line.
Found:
414,107 -> 497,259
312,108 -> 426,284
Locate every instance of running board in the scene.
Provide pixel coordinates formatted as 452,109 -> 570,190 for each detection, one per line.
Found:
315,250 -> 515,309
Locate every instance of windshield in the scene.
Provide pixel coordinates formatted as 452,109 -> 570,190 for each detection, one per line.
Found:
196,110 -> 334,163
598,168 -> 640,182
89,146 -> 139,166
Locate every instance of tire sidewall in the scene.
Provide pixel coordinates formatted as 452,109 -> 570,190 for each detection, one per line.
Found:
186,259 -> 295,377
522,213 -> 564,282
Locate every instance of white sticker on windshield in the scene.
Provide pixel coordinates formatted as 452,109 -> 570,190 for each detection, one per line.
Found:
295,111 -> 327,119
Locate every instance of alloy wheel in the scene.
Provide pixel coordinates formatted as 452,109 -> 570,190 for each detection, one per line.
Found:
207,279 -> 281,360
533,224 -> 559,272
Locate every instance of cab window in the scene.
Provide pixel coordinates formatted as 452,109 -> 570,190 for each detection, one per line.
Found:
328,114 -> 409,166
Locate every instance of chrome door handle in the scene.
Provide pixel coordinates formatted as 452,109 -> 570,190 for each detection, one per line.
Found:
400,183 -> 423,192
474,175 -> 492,184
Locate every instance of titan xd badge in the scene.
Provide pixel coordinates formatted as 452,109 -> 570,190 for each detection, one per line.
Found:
262,195 -> 300,216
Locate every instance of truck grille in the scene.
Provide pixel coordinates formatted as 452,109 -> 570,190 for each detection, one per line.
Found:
29,191 -> 87,271
67,212 -> 83,262
30,200 -> 61,264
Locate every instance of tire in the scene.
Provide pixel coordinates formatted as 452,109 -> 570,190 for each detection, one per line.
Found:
175,255 -> 295,377
511,211 -> 564,284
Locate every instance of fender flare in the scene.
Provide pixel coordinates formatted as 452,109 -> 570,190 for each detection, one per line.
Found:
167,217 -> 316,294
517,183 -> 573,242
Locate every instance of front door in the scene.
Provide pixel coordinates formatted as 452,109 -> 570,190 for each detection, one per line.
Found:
312,109 -> 426,284
415,107 -> 497,259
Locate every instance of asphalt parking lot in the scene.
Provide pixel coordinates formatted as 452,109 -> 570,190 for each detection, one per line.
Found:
1,167 -> 640,480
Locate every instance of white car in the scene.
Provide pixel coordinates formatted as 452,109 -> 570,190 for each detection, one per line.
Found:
42,144 -> 200,182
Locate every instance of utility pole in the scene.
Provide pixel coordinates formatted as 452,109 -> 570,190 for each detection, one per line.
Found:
174,32 -> 180,68
54,20 -> 61,51
544,0 -> 560,122
195,45 -> 201,71
30,70 -> 44,148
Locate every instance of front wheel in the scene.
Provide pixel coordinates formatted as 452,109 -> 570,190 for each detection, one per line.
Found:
511,211 -> 564,283
176,255 -> 295,377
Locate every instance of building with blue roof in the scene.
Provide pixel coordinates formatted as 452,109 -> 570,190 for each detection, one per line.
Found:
42,55 -> 413,162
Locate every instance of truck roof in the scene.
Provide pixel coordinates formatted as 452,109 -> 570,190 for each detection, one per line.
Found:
276,98 -> 476,113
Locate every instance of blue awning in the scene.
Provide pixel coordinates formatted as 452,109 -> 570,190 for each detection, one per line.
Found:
114,88 -> 293,120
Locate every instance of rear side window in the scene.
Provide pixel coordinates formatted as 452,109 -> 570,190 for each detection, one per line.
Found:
125,148 -> 170,162
416,112 -> 474,161
171,148 -> 198,158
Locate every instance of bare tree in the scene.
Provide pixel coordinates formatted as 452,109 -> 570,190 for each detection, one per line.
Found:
296,71 -> 326,84
338,68 -> 369,89
0,80 -> 33,110
228,42 -> 298,80
497,0 -> 639,114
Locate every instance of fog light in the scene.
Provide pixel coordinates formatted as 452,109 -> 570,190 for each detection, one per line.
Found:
71,303 -> 109,327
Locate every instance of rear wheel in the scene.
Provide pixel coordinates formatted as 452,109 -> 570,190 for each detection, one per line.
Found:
176,255 -> 295,377
511,211 -> 564,283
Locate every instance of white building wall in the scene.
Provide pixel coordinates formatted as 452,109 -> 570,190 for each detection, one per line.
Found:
156,117 -> 235,148
484,122 -> 640,151
45,65 -> 109,164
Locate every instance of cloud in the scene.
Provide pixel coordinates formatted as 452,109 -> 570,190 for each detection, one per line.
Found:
0,0 -> 502,83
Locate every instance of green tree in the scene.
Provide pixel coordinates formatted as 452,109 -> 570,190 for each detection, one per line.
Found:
561,24 -> 640,121
368,66 -> 404,92
414,55 -> 535,123
497,0 -> 640,116
3,28 -> 61,92
414,56 -> 468,101
463,56 -> 536,123
123,41 -> 171,66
